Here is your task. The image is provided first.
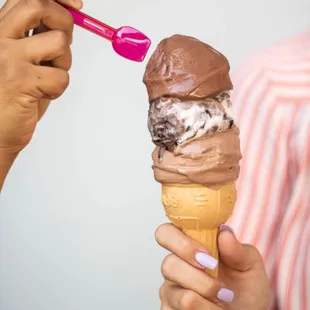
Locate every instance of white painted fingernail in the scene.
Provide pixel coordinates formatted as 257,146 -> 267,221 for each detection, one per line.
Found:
217,288 -> 234,302
195,252 -> 218,270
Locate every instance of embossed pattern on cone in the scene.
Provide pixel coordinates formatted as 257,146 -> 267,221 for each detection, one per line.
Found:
161,183 -> 237,278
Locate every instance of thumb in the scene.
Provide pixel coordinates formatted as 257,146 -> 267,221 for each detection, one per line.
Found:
218,225 -> 263,272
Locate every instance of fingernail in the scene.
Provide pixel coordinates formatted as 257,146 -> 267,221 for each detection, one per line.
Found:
217,288 -> 234,302
195,252 -> 218,270
219,224 -> 235,236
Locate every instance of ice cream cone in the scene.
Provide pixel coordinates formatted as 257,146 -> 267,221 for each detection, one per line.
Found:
161,183 -> 237,278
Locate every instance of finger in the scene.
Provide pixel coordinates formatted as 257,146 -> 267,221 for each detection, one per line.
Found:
0,0 -> 74,40
56,0 -> 83,10
161,254 -> 225,302
20,30 -> 72,70
33,22 -> 68,43
162,282 -> 223,310
33,16 -> 73,43
218,225 -> 264,272
155,223 -> 218,270
33,65 -> 70,99
52,46 -> 72,71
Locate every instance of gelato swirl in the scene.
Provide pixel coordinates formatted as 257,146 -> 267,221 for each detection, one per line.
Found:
152,128 -> 241,189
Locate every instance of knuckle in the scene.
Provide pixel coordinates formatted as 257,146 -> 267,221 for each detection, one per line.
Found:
161,254 -> 176,278
248,245 -> 262,258
244,244 -> 264,266
57,70 -> 70,89
179,236 -> 193,253
50,70 -> 69,97
52,30 -> 69,51
180,291 -> 198,310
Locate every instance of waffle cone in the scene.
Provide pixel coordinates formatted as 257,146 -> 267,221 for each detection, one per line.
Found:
161,183 -> 236,278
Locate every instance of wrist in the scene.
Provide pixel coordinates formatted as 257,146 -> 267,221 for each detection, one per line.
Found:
0,148 -> 18,191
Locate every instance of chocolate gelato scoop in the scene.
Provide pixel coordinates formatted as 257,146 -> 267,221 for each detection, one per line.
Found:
143,34 -> 233,102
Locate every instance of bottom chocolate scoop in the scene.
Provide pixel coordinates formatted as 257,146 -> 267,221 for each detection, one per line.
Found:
152,127 -> 241,190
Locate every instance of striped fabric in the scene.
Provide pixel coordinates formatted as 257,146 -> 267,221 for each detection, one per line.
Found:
228,33 -> 310,310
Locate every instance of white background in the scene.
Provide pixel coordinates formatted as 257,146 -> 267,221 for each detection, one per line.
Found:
0,0 -> 309,309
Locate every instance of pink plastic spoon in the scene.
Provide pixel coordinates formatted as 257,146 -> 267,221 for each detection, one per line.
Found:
65,6 -> 151,62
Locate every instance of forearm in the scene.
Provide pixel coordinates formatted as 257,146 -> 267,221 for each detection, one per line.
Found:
0,149 -> 18,191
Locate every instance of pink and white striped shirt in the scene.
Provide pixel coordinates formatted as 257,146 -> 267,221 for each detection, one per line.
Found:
228,33 -> 310,310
